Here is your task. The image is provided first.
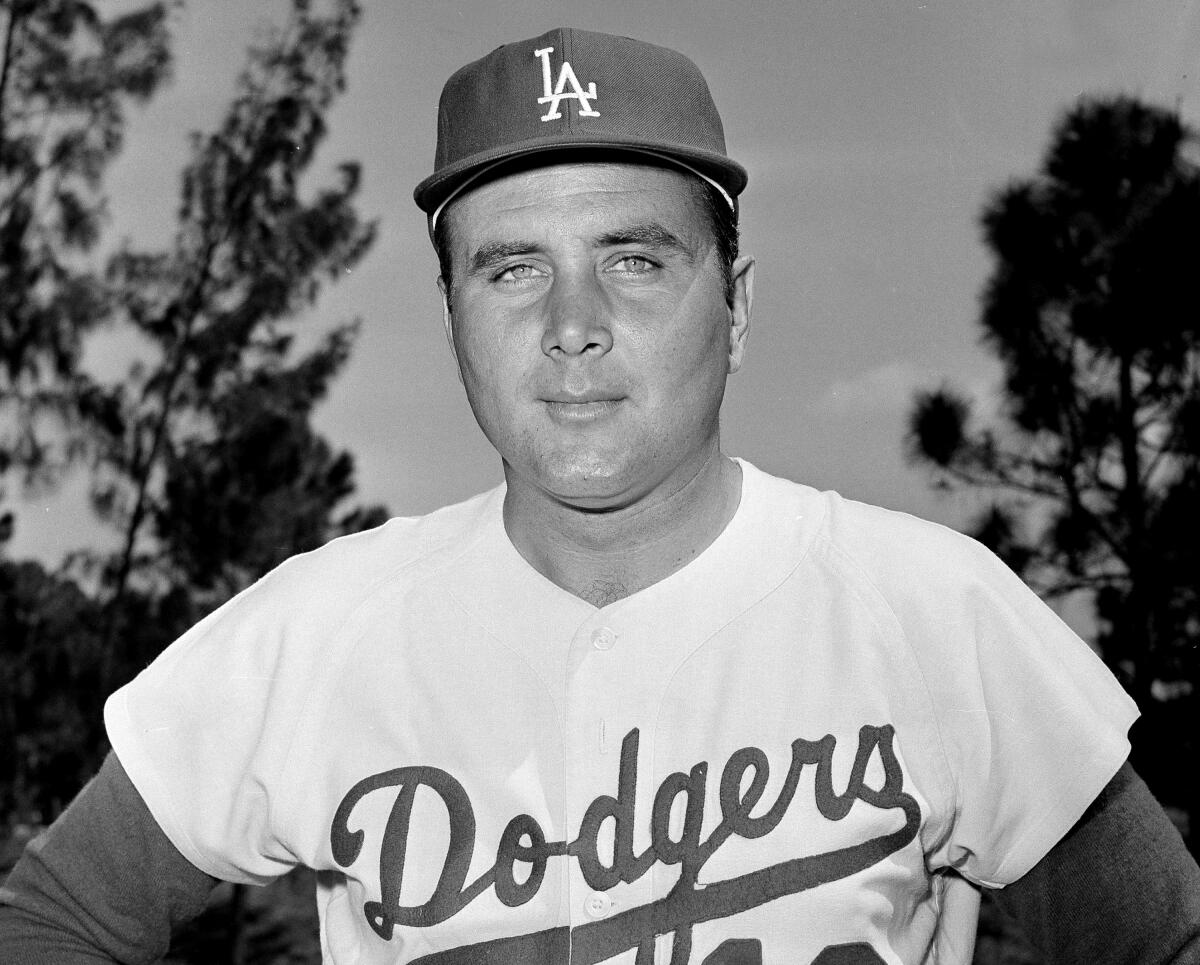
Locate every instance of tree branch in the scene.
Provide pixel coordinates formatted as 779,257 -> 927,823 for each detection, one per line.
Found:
98,235 -> 220,691
1035,570 -> 1131,599
944,445 -> 1132,566
97,27 -> 327,684
0,1 -> 23,150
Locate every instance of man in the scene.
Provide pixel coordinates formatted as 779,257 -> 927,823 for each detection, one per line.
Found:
2,26 -> 1199,965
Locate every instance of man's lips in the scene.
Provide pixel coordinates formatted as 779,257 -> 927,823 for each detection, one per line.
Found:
541,391 -> 623,403
541,393 -> 625,421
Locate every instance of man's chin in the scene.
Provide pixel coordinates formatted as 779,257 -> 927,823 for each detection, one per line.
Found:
517,457 -> 643,511
547,477 -> 637,513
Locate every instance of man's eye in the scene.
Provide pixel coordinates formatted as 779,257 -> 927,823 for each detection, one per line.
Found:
613,255 -> 657,274
496,264 -> 539,282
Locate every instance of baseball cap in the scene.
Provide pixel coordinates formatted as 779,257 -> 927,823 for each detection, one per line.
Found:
413,27 -> 748,227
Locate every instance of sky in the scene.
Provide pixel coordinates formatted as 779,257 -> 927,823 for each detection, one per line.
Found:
9,0 -> 1200,584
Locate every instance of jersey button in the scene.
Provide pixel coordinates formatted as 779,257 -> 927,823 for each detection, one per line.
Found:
583,891 -> 612,919
591,627 -> 617,651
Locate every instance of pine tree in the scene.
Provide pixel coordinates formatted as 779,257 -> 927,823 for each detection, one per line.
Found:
909,95 -> 1200,847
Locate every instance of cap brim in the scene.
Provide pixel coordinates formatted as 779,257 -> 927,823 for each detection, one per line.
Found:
413,135 -> 748,215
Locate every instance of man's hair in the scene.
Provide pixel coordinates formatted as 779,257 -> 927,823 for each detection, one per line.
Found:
435,175 -> 739,309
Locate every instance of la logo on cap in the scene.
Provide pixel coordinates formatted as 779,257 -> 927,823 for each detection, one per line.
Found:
534,46 -> 599,121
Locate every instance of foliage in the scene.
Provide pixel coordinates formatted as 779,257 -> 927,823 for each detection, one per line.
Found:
0,559 -> 102,821
1,0 -> 384,841
86,0 -> 380,689
165,870 -> 322,964
2,7 -> 384,958
0,0 -> 172,512
155,326 -> 386,599
0,558 -> 189,821
908,96 -> 1200,833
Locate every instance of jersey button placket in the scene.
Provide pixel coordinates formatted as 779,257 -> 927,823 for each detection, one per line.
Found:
591,626 -> 617,651
590,628 -> 617,755
565,619 -> 624,932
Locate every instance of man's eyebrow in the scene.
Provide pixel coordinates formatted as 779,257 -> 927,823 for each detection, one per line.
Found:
595,223 -> 691,256
468,240 -> 540,274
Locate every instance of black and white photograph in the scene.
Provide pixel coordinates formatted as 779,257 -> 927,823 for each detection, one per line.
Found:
2,2 -> 1199,962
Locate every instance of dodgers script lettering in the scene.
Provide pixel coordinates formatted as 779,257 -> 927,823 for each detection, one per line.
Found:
330,724 -> 920,964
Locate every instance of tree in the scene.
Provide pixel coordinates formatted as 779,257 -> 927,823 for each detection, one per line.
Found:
88,0 -> 380,695
3,3 -> 383,956
154,330 -> 387,602
908,96 -> 1200,845
2,0 -> 382,810
0,0 -> 172,535
0,559 -> 103,821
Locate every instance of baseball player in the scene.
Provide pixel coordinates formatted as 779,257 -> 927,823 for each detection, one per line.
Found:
3,27 -> 1200,965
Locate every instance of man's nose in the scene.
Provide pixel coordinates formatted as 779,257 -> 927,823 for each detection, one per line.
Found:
540,271 -> 614,358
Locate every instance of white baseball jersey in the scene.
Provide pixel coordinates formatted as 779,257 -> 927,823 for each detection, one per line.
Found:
104,459 -> 1137,965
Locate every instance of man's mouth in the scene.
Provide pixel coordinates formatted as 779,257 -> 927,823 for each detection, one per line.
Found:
543,398 -> 624,421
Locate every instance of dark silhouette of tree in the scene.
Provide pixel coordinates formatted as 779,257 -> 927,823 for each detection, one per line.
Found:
908,96 -> 1200,851
156,331 -> 387,602
0,559 -> 103,820
0,0 -> 171,535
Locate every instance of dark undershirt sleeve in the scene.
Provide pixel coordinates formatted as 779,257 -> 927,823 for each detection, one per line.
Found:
995,761 -> 1200,964
0,750 -> 219,964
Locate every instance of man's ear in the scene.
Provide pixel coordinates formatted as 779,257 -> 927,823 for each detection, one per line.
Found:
437,276 -> 462,379
727,254 -> 754,374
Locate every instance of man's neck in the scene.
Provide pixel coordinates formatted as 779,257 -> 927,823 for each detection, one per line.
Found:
502,453 -> 743,608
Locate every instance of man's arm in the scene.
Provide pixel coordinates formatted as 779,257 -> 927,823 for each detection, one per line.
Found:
997,761 -> 1200,964
0,751 -> 218,964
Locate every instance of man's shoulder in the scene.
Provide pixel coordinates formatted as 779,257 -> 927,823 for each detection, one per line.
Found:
224,484 -> 504,620
821,490 -> 987,568
745,461 -> 1002,595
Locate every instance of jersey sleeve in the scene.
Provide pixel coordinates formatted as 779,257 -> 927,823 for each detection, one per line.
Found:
103,538 -> 378,886
104,581 -> 301,884
903,532 -> 1140,888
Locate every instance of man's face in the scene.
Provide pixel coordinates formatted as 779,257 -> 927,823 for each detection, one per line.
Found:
440,161 -> 752,511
